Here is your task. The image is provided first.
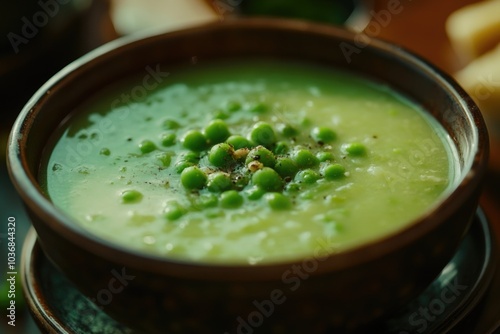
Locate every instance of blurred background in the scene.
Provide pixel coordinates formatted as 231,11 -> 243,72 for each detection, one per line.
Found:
1,0 -> 499,333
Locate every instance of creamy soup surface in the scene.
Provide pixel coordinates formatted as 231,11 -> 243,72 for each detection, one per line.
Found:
41,60 -> 456,264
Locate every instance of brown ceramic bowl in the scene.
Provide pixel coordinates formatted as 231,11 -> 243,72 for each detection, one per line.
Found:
8,19 -> 488,333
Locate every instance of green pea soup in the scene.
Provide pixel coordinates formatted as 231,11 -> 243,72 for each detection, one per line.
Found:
40,59 -> 457,265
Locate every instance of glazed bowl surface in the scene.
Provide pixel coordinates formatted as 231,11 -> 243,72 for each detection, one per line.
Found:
7,18 -> 488,333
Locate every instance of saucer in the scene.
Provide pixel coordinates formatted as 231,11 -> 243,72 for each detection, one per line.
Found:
21,209 -> 495,333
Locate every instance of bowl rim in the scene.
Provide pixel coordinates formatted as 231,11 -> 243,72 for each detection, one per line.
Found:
7,17 -> 489,280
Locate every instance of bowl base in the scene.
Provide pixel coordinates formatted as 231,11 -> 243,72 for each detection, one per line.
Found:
21,209 -> 495,334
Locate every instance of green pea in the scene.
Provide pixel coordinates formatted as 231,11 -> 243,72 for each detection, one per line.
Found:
295,169 -> 321,184
249,122 -> 277,147
311,127 -> 336,143
249,102 -> 267,113
181,151 -> 200,164
174,152 -> 200,171
208,143 -> 235,168
273,141 -> 289,155
157,153 -> 172,167
317,152 -> 335,162
232,173 -> 250,191
245,146 -> 276,168
344,142 -> 367,156
121,190 -> 143,204
197,194 -> 218,208
285,182 -> 301,192
301,117 -> 312,127
227,135 -> 253,150
207,172 -> 232,192
165,202 -> 186,221
175,161 -> 194,174
323,164 -> 345,180
204,119 -> 231,144
293,149 -> 319,169
161,133 -> 176,147
100,148 -> 111,156
214,109 -> 230,120
265,192 -> 292,210
278,123 -> 299,138
139,140 -> 156,154
246,186 -> 266,200
220,190 -> 244,209
226,101 -> 242,112
180,166 -> 207,190
163,119 -> 181,130
274,157 -> 299,179
252,167 -> 283,192
181,130 -> 207,151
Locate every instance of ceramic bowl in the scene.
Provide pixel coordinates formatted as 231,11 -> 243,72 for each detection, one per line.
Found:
7,18 -> 488,333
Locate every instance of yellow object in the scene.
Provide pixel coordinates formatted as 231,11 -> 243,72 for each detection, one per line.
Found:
110,0 -> 219,35
446,0 -> 500,63
455,44 -> 500,126
447,0 -> 500,170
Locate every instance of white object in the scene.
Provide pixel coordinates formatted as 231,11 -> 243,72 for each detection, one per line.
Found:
111,0 -> 219,35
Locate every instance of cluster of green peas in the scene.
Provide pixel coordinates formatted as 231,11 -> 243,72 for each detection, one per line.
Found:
124,102 -> 367,219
